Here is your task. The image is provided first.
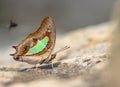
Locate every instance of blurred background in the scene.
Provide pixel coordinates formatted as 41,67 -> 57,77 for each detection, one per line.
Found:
0,0 -> 116,64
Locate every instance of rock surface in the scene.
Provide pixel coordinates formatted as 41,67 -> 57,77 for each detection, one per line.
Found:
0,22 -> 115,87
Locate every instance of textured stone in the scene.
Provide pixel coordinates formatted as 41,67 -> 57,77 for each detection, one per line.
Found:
0,22 -> 115,87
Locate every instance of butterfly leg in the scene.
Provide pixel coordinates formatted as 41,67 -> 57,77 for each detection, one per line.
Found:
46,46 -> 70,63
40,46 -> 70,69
48,54 -> 56,63
30,64 -> 38,70
25,64 -> 37,71
50,46 -> 70,69
50,54 -> 56,69
39,58 -> 47,64
33,64 -> 40,70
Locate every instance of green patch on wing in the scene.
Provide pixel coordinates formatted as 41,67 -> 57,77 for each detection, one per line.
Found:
27,36 -> 49,55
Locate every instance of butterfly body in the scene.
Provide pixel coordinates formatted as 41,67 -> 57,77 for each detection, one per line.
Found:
10,16 -> 56,64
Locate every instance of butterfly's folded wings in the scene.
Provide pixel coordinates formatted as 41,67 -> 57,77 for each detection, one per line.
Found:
10,16 -> 56,64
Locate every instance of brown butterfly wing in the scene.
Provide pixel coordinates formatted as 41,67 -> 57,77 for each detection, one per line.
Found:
11,16 -> 56,64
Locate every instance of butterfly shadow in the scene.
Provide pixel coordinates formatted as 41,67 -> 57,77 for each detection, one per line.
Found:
18,62 -> 61,72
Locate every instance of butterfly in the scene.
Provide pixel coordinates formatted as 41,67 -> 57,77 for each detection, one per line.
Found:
10,16 -> 69,66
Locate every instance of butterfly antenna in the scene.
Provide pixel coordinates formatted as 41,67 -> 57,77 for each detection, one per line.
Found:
51,46 -> 70,60
54,46 -> 70,55
47,46 -> 70,63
